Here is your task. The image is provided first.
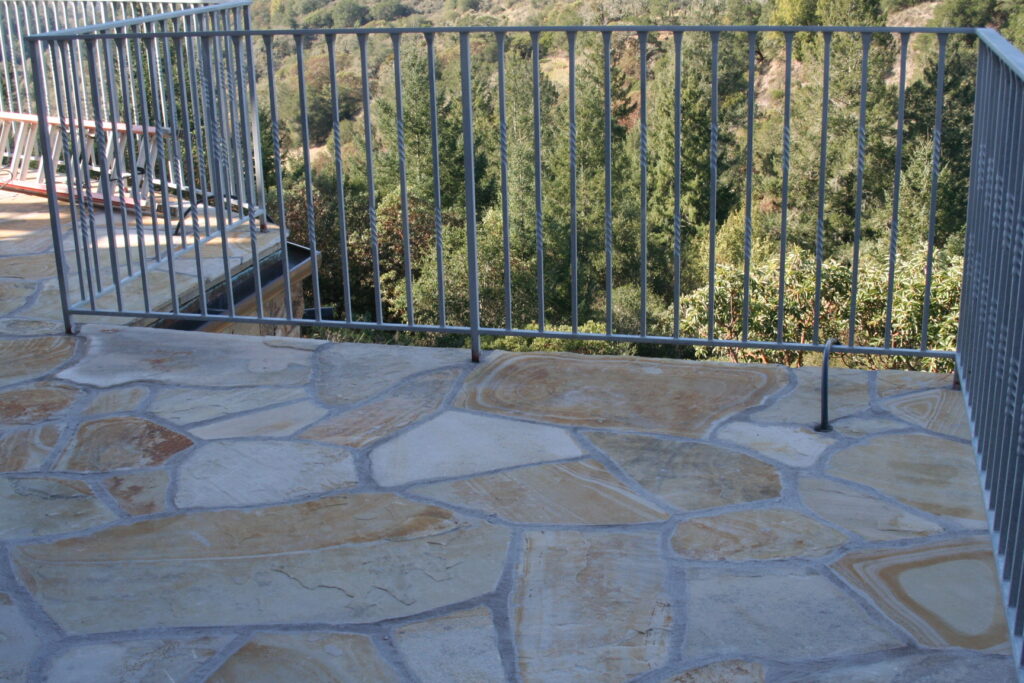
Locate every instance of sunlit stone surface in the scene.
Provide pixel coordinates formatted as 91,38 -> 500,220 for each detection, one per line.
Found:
589,432 -> 781,511
55,416 -> 193,472
717,422 -> 835,467
876,370 -> 954,397
671,509 -> 847,561
0,423 -> 60,471
394,607 -> 506,683
883,389 -> 971,439
751,366 -> 870,423
0,281 -> 37,315
188,400 -> 328,439
514,530 -> 671,681
45,636 -> 229,683
13,494 -> 510,633
0,381 -> 80,424
833,538 -> 1010,651
457,352 -> 786,437
0,476 -> 117,539
412,459 -> 668,524
799,477 -> 943,541
81,385 -> 148,416
207,632 -> 399,682
0,335 -> 75,386
148,385 -> 308,425
102,470 -> 170,516
828,434 -> 985,522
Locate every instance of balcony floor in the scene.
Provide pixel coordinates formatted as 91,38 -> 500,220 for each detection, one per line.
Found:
0,193 -> 1018,681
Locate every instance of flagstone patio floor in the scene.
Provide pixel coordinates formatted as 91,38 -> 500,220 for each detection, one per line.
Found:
0,191 -> 1018,681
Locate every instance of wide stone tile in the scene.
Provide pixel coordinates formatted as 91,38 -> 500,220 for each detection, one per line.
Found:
0,281 -> 36,315
832,538 -> 1010,652
370,411 -> 583,487
55,417 -> 193,472
148,385 -> 309,425
876,370 -> 954,397
0,424 -> 61,471
0,336 -> 76,386
176,440 -> 358,508
188,400 -> 328,440
300,369 -> 460,448
883,389 -> 971,439
588,433 -> 780,511
827,434 -> 985,523
0,476 -> 117,539
662,660 -> 765,682
0,592 -> 40,682
0,318 -> 65,336
208,632 -> 398,682
799,477 -> 943,541
316,342 -> 466,406
58,326 -> 318,387
394,607 -> 505,683
82,386 -> 148,416
456,352 -> 785,438
45,636 -> 230,683
779,651 -> 1017,682
0,381 -> 80,425
752,366 -> 869,423
411,459 -> 668,525
831,414 -> 908,438
102,470 -> 170,516
717,422 -> 835,467
682,568 -> 903,660
671,509 -> 846,561
13,493 -> 510,633
514,530 -> 671,681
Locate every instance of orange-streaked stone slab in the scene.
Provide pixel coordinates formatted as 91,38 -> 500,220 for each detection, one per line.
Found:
799,477 -> 943,541
0,424 -> 61,471
876,370 -> 954,398
393,607 -> 505,683
827,434 -> 985,522
45,636 -> 229,682
0,336 -> 76,386
589,433 -> 781,511
12,494 -> 510,633
514,530 -> 671,681
671,509 -> 846,561
0,281 -> 36,316
832,538 -> 1011,652
56,417 -> 192,472
207,632 -> 399,682
884,389 -> 971,439
300,369 -> 461,449
456,352 -> 786,437
0,382 -> 80,424
82,386 -> 148,416
102,470 -> 170,516
0,477 -> 117,539
411,459 -> 669,525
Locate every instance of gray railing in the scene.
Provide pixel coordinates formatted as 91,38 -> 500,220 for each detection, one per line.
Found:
960,28 -> 1024,668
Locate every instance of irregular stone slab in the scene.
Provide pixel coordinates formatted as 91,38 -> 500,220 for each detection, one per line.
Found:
782,651 -> 1017,682
589,432 -> 780,511
0,592 -> 40,682
671,509 -> 846,561
58,326 -> 316,387
208,632 -> 398,682
832,414 -> 907,438
176,440 -> 357,508
0,281 -> 36,315
799,477 -> 943,541
832,538 -> 1010,651
82,386 -> 148,416
412,459 -> 668,525
371,411 -> 583,487
0,477 -> 117,539
317,342 -> 466,406
45,636 -> 229,683
456,352 -> 785,437
884,389 -> 971,439
663,660 -> 765,683
515,530 -> 671,681
102,470 -> 169,516
683,568 -> 903,660
56,417 -> 192,472
394,607 -> 505,683
717,422 -> 835,467
752,366 -> 869,423
0,336 -> 76,386
0,424 -> 60,471
0,381 -> 80,424
828,434 -> 985,522
0,318 -> 65,336
301,369 -> 460,448
189,401 -> 328,440
149,386 -> 308,425
876,370 -> 954,398
13,493 -> 510,633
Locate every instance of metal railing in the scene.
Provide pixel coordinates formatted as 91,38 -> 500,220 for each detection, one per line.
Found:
960,28 -> 1024,668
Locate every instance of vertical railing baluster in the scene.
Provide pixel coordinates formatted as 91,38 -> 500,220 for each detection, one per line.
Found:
920,34 -> 947,351
813,31 -> 832,345
460,31 -> 481,361
52,38 -> 88,303
708,31 -> 720,341
673,31 -> 683,339
777,31 -> 794,344
392,33 -> 414,326
264,36 -> 293,320
849,32 -> 871,347
145,35 -> 178,313
568,30 -> 578,334
295,36 -> 322,322
69,36 -> 103,295
603,30 -> 613,335
427,32 -> 447,328
742,31 -> 755,342
639,30 -> 648,337
326,35 -> 351,323
116,36 -> 150,312
884,31 -> 910,347
173,34 -> 206,317
358,33 -> 382,324
233,33 -> 263,318
531,30 -> 545,332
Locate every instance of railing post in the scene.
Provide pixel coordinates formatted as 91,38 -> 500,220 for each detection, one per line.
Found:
815,338 -> 838,433
460,31 -> 481,362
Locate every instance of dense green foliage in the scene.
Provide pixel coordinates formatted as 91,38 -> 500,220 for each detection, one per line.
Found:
249,0 -> 1021,369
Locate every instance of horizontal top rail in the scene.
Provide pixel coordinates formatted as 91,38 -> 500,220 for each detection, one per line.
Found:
24,0 -> 250,39
977,27 -> 1024,80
